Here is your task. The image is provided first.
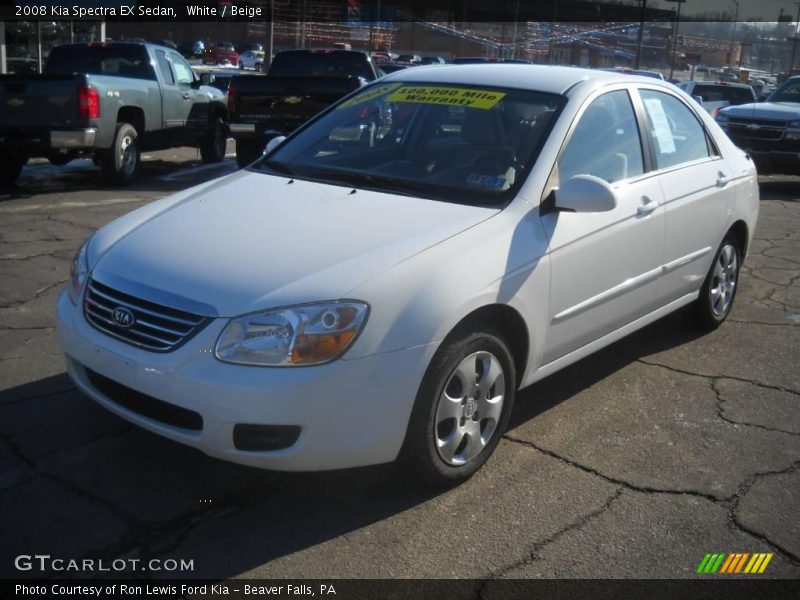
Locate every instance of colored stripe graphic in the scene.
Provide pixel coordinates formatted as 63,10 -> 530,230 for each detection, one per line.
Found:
698,552 -> 773,574
758,553 -> 773,573
734,553 -> 750,573
711,553 -> 726,573
719,553 -> 736,574
696,554 -> 712,574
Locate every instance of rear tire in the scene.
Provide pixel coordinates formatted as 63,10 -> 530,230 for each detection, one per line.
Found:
100,122 -> 140,184
200,116 -> 227,163
0,153 -> 26,186
235,139 -> 262,168
694,233 -> 741,331
238,61 -> 244,70
400,326 -> 516,487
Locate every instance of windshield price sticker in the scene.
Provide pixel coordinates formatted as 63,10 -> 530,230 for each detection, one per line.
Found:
338,83 -> 403,109
387,86 -> 506,109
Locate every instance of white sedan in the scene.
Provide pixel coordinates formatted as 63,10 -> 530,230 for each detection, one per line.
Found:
238,50 -> 264,71
56,66 -> 758,486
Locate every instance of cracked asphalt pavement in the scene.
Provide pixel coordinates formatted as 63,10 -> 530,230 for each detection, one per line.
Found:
1,150 -> 798,581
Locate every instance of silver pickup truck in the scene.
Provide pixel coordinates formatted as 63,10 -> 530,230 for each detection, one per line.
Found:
0,42 -> 228,185
716,76 -> 800,175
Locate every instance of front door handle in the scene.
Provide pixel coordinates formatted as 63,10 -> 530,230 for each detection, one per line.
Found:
182,92 -> 191,100
716,171 -> 731,187
637,195 -> 658,216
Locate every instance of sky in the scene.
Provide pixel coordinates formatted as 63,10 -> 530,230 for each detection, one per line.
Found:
649,0 -> 799,21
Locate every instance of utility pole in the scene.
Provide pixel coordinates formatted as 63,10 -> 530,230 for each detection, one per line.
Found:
729,0 -> 739,68
790,2 -> 800,70
666,0 -> 686,81
266,0 -> 274,71
635,0 -> 647,70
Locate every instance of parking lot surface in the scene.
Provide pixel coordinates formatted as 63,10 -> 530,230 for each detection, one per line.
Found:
1,149 -> 798,580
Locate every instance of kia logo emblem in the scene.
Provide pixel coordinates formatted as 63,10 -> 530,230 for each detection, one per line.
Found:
112,307 -> 135,328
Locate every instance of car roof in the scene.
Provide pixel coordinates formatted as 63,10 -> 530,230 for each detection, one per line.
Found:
380,64 -> 663,95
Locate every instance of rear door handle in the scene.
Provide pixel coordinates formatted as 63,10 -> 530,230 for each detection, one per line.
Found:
716,171 -> 731,187
637,195 -> 658,216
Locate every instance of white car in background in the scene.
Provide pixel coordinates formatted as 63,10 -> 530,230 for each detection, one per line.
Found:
238,50 -> 265,71
57,66 -> 758,486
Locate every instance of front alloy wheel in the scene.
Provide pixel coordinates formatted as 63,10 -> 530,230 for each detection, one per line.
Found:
402,327 -> 515,487
435,352 -> 505,466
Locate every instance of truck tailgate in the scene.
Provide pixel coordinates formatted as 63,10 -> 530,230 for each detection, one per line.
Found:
230,75 -> 361,130
0,74 -> 81,128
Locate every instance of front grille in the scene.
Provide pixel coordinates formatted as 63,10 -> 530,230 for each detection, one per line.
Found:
84,278 -> 209,352
85,367 -> 203,431
727,119 -> 786,141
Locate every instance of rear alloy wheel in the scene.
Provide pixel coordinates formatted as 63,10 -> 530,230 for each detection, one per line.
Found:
100,122 -> 140,184
402,328 -> 515,486
694,233 -> 741,330
200,116 -> 227,163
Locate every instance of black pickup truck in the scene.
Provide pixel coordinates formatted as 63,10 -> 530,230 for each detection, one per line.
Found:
227,49 -> 379,166
0,42 -> 228,185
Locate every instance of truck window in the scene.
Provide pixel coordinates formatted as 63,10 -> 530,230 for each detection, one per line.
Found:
169,52 -> 194,85
269,51 -> 375,81
155,50 -> 175,85
693,85 -> 754,105
45,45 -> 155,80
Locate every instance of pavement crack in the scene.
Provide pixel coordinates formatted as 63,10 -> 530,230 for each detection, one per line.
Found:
711,379 -> 800,438
0,278 -> 68,308
616,352 -> 800,397
478,488 -> 624,588
0,432 -> 141,529
503,435 -> 726,502
728,460 -> 800,565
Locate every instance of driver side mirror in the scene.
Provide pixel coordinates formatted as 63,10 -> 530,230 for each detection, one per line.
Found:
555,175 -> 617,213
264,136 -> 286,155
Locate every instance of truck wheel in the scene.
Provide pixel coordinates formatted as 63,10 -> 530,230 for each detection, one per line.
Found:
235,139 -> 262,168
100,122 -> 140,184
0,154 -> 26,186
238,61 -> 244,69
200,116 -> 227,163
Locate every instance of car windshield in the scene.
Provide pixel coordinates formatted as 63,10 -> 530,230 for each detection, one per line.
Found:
770,79 -> 800,103
253,82 -> 563,205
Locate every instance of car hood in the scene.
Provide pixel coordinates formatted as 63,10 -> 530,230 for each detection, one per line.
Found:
93,171 -> 499,317
721,102 -> 800,120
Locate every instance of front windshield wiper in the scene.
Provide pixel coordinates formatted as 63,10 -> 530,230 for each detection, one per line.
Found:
257,159 -> 297,177
297,168 -> 436,199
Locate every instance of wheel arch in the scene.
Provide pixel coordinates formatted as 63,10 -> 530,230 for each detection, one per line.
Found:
443,303 -> 529,389
116,106 -> 145,137
728,219 -> 749,257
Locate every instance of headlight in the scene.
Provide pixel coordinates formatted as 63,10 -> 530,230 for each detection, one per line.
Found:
787,119 -> 800,129
68,238 -> 90,304
215,301 -> 369,366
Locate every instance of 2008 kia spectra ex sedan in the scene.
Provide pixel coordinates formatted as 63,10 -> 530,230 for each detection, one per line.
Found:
56,65 -> 758,485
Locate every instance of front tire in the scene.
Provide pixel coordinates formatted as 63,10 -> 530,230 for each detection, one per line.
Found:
100,122 -> 140,184
694,233 -> 741,330
200,116 -> 227,163
401,327 -> 516,487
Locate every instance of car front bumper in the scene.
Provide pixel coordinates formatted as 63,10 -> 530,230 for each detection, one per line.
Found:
56,289 -> 435,471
